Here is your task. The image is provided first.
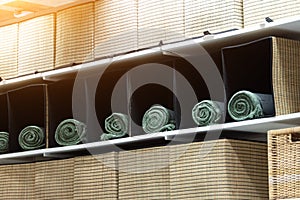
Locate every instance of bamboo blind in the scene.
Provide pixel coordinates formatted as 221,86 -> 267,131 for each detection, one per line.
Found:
18,14 -> 55,76
56,2 -> 94,68
184,0 -> 243,38
94,0 -> 137,58
0,24 -> 18,79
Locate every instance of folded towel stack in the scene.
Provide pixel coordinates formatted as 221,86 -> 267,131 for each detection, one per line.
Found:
101,113 -> 129,141
55,119 -> 87,146
19,126 -> 45,150
142,105 -> 176,134
0,132 -> 9,153
192,100 -> 223,126
228,90 -> 264,121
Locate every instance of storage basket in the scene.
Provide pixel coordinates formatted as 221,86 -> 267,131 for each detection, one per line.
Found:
56,2 -> 94,68
118,145 -> 170,199
184,0 -> 243,38
0,24 -> 18,79
95,0 -> 137,58
137,0 -> 184,48
243,0 -> 299,27
268,127 -> 300,200
35,158 -> 74,200
18,14 -> 55,76
222,37 -> 300,117
272,37 -> 300,115
169,139 -> 268,199
0,163 -> 35,199
74,153 -> 118,200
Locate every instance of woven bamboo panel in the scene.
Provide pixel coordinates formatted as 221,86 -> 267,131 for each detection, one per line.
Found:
272,37 -> 300,115
95,0 -> 137,58
35,158 -> 74,200
243,0 -> 300,27
138,0 -> 184,49
74,153 -> 118,200
56,2 -> 94,68
118,145 -> 170,199
169,139 -> 268,199
268,127 -> 300,200
18,14 -> 55,76
0,24 -> 18,79
184,0 -> 243,38
0,163 -> 35,199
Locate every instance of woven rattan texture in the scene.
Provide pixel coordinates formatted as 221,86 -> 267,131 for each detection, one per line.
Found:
95,0 -> 137,58
169,139 -> 268,199
56,3 -> 94,68
0,163 -> 35,199
184,0 -> 243,38
137,0 -> 184,48
0,24 -> 18,79
35,158 -> 74,200
268,127 -> 300,200
18,14 -> 55,76
74,153 -> 118,200
243,0 -> 300,27
272,37 -> 300,115
118,145 -> 170,199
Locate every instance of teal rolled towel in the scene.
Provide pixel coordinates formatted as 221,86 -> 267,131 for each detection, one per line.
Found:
142,105 -> 176,134
0,132 -> 9,153
228,90 -> 264,121
100,113 -> 129,141
192,100 -> 223,126
55,119 -> 87,146
18,126 -> 45,150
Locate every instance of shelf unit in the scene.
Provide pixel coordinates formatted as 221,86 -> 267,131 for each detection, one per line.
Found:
1,16 -> 300,165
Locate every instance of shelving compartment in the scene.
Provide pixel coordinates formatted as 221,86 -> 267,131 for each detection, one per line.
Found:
7,84 -> 47,152
222,36 -> 300,120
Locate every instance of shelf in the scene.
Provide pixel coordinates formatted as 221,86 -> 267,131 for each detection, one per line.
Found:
1,112 -> 300,165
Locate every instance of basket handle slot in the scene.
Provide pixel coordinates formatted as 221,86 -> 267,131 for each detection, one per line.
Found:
291,132 -> 300,143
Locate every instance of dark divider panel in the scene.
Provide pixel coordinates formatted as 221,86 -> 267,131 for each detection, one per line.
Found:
0,93 -> 8,133
222,37 -> 275,122
7,84 -> 47,152
48,78 -> 82,147
95,53 -> 179,136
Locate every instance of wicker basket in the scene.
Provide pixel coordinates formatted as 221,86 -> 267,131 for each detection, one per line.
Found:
268,127 -> 300,200
0,24 -> 18,79
73,153 -> 118,200
118,145 -> 170,199
18,14 -> 55,76
272,37 -> 300,115
56,2 -> 94,68
169,139 -> 268,199
35,158 -> 74,200
243,0 -> 299,27
0,163 -> 35,199
137,0 -> 184,49
184,0 -> 243,38
94,0 -> 138,58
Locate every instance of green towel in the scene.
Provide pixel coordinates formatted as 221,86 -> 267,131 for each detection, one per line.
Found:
18,126 -> 45,150
100,113 -> 129,141
0,132 -> 9,153
142,104 -> 176,134
228,90 -> 264,121
55,119 -> 87,146
192,100 -> 223,126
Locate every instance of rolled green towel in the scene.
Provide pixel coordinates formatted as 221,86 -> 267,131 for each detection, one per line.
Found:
142,104 -> 176,134
0,132 -> 9,153
18,126 -> 45,150
55,119 -> 87,146
100,113 -> 129,141
228,90 -> 264,121
192,100 -> 223,126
